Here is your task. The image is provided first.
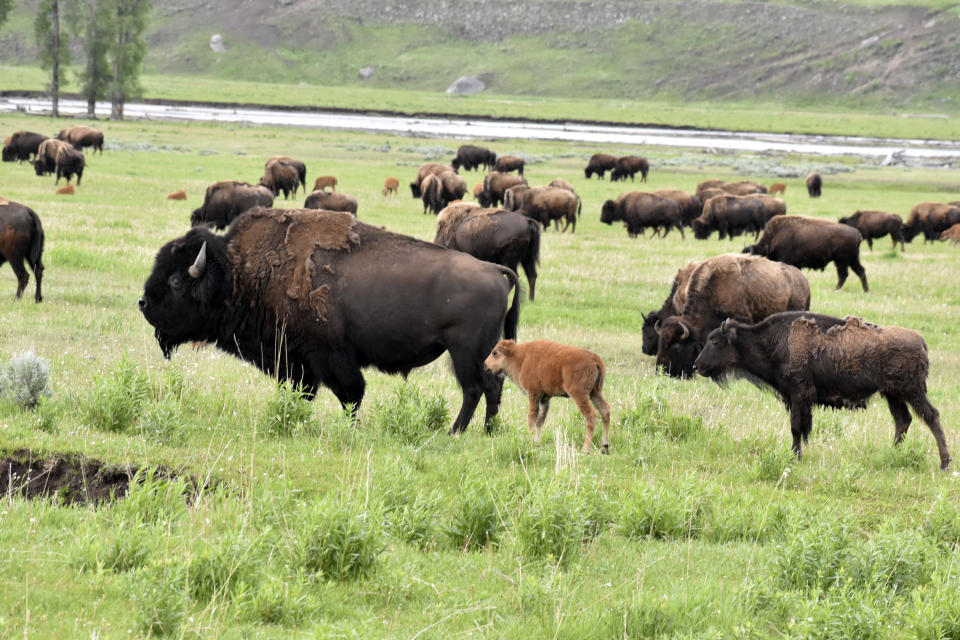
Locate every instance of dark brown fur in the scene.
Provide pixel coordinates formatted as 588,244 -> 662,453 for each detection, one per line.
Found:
304,191 -> 358,215
838,210 -> 905,251
0,200 -> 44,302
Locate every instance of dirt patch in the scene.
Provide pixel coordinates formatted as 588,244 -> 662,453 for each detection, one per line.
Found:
0,449 -> 204,505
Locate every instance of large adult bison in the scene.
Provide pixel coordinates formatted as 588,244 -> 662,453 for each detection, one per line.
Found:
32,139 -> 71,176
720,180 -> 766,196
54,146 -> 85,185
191,181 -> 274,229
694,312 -> 951,470
903,202 -> 960,244
584,153 -> 618,180
260,158 -> 300,199
267,156 -> 307,193
652,254 -> 810,378
410,163 -> 448,198
610,155 -> 649,183
640,261 -> 701,357
139,208 -> 521,436
838,210 -> 905,251
806,171 -> 822,198
744,215 -> 868,292
601,192 -> 683,238
435,203 -> 541,300
495,155 -> 525,176
56,125 -> 103,154
655,189 -> 702,226
304,190 -> 358,215
695,179 -> 726,197
691,195 -> 768,240
3,131 -> 48,163
420,173 -> 444,215
477,172 -> 527,208
0,199 -> 45,302
516,186 -> 579,232
452,145 -> 496,173
502,183 -> 530,212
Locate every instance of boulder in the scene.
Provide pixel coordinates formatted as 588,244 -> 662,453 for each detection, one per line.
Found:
445,76 -> 485,95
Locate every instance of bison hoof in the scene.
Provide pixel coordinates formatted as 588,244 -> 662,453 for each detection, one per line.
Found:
602,444 -> 610,455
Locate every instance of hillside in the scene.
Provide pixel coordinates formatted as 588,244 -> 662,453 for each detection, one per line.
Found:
2,1 -> 960,112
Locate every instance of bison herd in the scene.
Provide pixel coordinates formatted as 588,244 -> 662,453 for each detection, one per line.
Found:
2,131 -> 956,469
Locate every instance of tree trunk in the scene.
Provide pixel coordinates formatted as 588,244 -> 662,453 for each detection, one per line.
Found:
111,29 -> 121,120
51,0 -> 59,117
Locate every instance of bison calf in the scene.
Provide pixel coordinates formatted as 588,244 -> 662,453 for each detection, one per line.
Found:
485,340 -> 611,454
167,189 -> 187,200
383,177 -> 399,196
313,175 -> 338,192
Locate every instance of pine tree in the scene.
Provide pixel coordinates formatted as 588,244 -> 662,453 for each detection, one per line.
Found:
35,0 -> 71,117
109,0 -> 150,121
0,0 -> 14,27
68,0 -> 115,117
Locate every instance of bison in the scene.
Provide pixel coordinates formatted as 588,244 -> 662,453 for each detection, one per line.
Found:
806,171 -> 822,198
720,180 -> 767,196
610,155 -> 649,183
54,146 -> 85,185
33,139 -> 71,177
769,182 -> 786,195
601,192 -> 683,238
695,179 -> 726,197
655,189 -> 702,226
55,184 -> 75,195
260,159 -> 300,199
494,155 -> 525,176
452,145 -> 496,173
0,199 -> 44,302
191,180 -> 274,229
903,202 -> 960,244
640,260 -> 701,357
383,177 -> 399,196
139,208 -> 521,436
485,340 -> 611,454
56,125 -> 103,154
941,223 -> 960,245
652,254 -> 810,378
435,203 -> 541,300
410,163 -> 448,198
420,173 -> 444,215
744,215 -> 868,292
584,153 -> 618,180
693,312 -> 951,470
477,172 -> 527,208
838,210 -> 905,252
516,186 -> 579,232
3,131 -> 48,163
313,175 -> 338,192
691,195 -> 768,240
304,190 -> 358,215
267,156 -> 307,193
167,189 -> 187,200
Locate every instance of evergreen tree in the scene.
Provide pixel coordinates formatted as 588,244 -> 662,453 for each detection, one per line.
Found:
34,0 -> 71,118
109,0 -> 150,120
68,0 -> 114,117
0,0 -> 14,27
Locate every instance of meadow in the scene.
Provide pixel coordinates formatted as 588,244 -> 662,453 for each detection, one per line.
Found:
1,111 -> 960,638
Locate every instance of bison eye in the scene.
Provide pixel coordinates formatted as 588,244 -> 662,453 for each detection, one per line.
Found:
168,274 -> 184,291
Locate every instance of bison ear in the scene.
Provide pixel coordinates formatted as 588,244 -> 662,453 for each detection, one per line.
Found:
720,319 -> 737,342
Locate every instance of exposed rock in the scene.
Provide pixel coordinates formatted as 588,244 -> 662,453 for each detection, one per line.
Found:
359,65 -> 375,79
446,76 -> 485,95
210,33 -> 226,53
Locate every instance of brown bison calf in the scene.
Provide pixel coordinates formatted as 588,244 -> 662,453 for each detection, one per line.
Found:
55,184 -> 75,195
313,175 -> 338,192
941,223 -> 960,245
167,189 -> 187,200
383,177 -> 399,196
485,339 -> 611,454
769,182 -> 786,195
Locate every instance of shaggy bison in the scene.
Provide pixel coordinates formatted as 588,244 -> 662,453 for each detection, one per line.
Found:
903,202 -> 960,244
694,312 -> 951,470
267,156 -> 307,193
56,125 -> 103,154
477,172 -> 527,208
485,340 -> 611,454
516,186 -> 579,232
3,131 -> 48,163
435,203 -> 541,300
260,159 -> 300,199
0,199 -> 44,302
601,192 -> 683,238
495,155 -> 525,176
744,215 -> 868,292
806,171 -> 822,198
610,155 -> 649,183
641,261 -> 701,357
584,153 -> 618,180
32,139 -> 71,177
691,195 -> 768,240
410,163 -> 448,198
838,210 -> 905,251
304,190 -> 358,215
191,181 -> 274,229
652,254 -> 810,378
452,145 -> 496,173
54,146 -> 85,185
139,208 -> 521,435
655,189 -> 702,226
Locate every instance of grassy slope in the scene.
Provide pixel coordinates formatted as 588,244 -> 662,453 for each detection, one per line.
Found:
1,111 -> 960,637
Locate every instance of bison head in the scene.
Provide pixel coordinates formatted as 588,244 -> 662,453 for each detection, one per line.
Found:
410,182 -> 422,199
640,311 -> 661,356
139,230 -> 232,359
654,316 -> 701,379
692,218 -> 711,240
742,243 -> 761,255
600,200 -> 618,225
1,146 -> 14,162
693,320 -> 741,383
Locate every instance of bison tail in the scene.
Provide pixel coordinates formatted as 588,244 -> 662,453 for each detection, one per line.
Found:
28,211 -> 45,268
496,265 -> 521,341
528,219 -> 542,266
577,195 -> 582,219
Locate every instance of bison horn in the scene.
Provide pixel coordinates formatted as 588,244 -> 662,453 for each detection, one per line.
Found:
654,319 -> 662,335
188,241 -> 207,279
679,322 -> 691,341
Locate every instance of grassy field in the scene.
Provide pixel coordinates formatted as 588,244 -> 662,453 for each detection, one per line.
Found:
2,111 -> 960,638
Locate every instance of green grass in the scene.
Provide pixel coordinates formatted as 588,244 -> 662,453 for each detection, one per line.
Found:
2,109 -> 960,637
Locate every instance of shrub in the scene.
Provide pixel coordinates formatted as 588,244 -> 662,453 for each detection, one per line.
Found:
296,499 -> 383,581
618,392 -> 704,443
136,398 -> 186,446
923,494 -> 960,551
445,482 -> 502,551
85,356 -> 151,432
114,469 -> 191,528
260,381 -> 314,438
370,382 -> 448,445
187,534 -> 261,603
706,495 -> 791,544
617,481 -> 708,540
785,584 -> 887,640
2,351 -> 52,408
381,483 -> 442,550
241,573 -> 312,626
752,444 -> 795,483
769,515 -> 854,591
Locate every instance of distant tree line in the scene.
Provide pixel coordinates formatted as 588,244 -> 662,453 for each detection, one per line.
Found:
28,0 -> 151,119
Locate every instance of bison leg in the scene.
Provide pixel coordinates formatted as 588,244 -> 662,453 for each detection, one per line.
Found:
9,259 -> 29,300
835,263 -> 849,290
520,258 -> 537,302
31,259 -> 43,303
481,371 -> 504,435
447,348 -> 488,435
590,388 -> 612,454
319,354 -> 366,413
850,260 -> 869,292
884,393 -> 913,445
527,393 -> 546,443
866,237 -> 874,251
906,395 -> 951,470
787,396 -> 814,459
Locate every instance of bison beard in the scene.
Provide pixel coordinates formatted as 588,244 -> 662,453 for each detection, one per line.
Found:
140,208 -> 521,435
